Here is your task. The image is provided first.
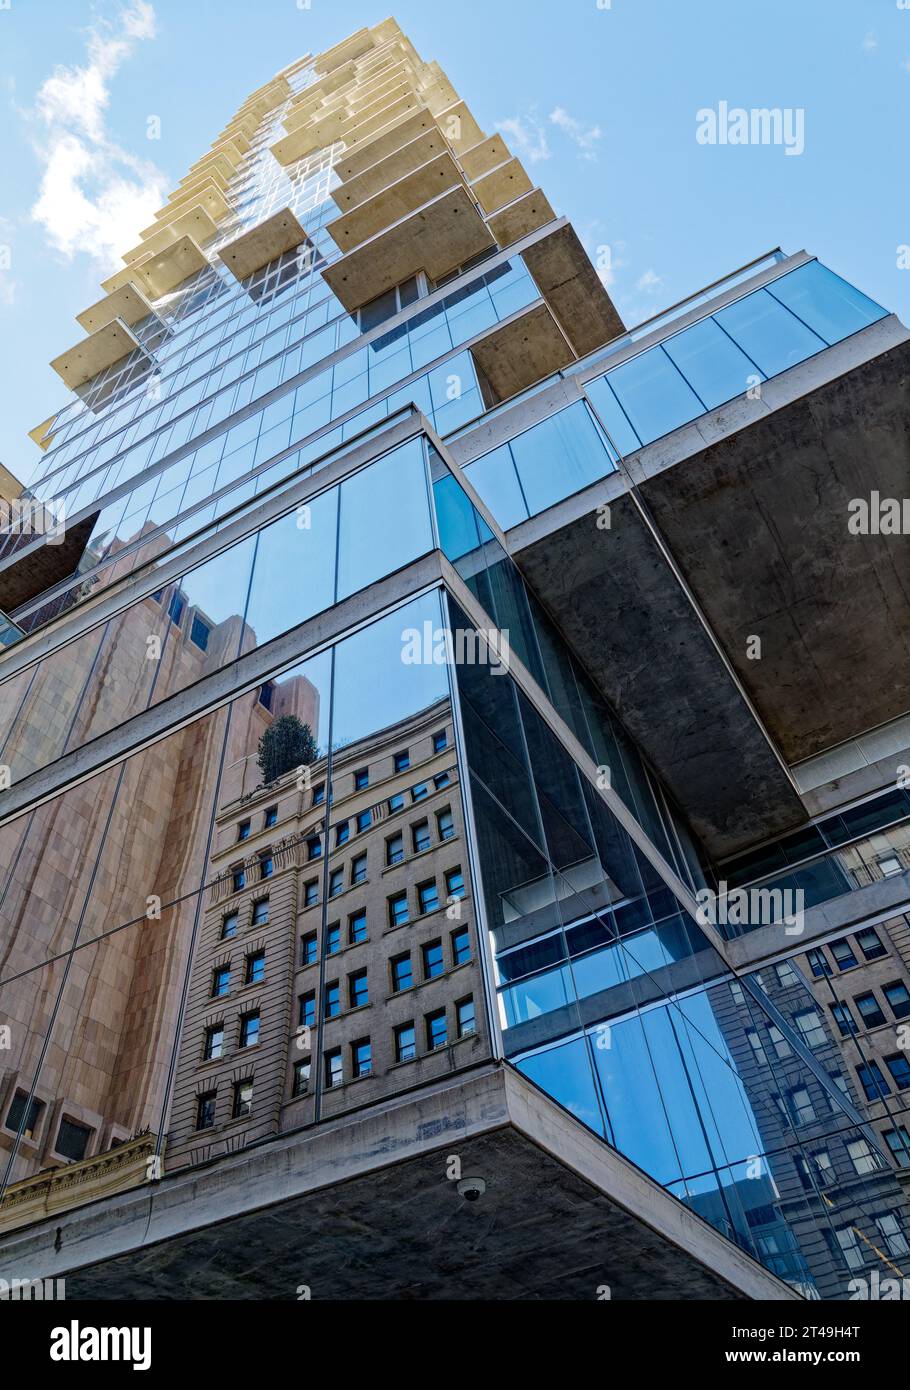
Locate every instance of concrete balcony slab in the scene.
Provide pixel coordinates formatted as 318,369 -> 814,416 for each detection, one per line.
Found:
334,110 -> 440,181
472,157 -> 533,215
524,223 -> 625,355
322,185 -> 495,312
50,319 -> 147,391
133,235 -> 208,300
472,301 -> 575,403
436,99 -> 485,153
76,284 -> 158,334
331,131 -> 449,212
489,188 -> 555,248
341,92 -> 424,149
218,208 -> 308,282
460,134 -> 513,182
28,416 -> 57,451
327,152 -> 466,253
154,182 -> 231,228
130,205 -> 218,263
314,27 -> 375,74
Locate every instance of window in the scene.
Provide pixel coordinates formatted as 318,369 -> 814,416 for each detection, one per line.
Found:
299,992 -> 315,1028
884,981 -> 910,1019
300,931 -> 318,966
349,970 -> 369,1009
457,997 -> 476,1037
877,853 -> 903,877
259,853 -> 273,880
884,1126 -> 910,1169
800,1149 -> 834,1188
433,730 -> 447,753
312,783 -> 325,806
875,1211 -> 909,1258
196,1092 -> 217,1130
190,615 -> 211,651
335,821 -> 350,847
325,1050 -> 343,1088
303,878 -> 319,908
239,1011 -> 260,1048
232,866 -> 246,892
412,820 -> 431,854
238,820 -> 251,842
221,912 -> 238,940
212,966 -> 231,998
264,806 -> 278,829
5,1091 -> 43,1141
329,868 -> 344,898
418,880 -> 439,914
437,808 -> 454,840
293,1060 -> 310,1096
307,836 -> 322,861
354,768 -> 369,791
433,772 -> 451,790
746,1029 -> 768,1064
885,1054 -> 910,1090
768,1025 -> 792,1060
325,923 -> 341,955
395,1023 -> 416,1062
856,927 -> 887,961
386,832 -> 404,866
245,950 -> 265,984
391,953 -> 413,992
203,1025 -> 224,1061
324,982 -> 340,1018
854,992 -> 886,1029
168,591 -> 185,626
388,793 -> 405,814
411,782 -> 429,803
806,947 -> 831,978
828,1225 -> 864,1272
388,892 -> 409,927
232,1080 -> 253,1118
445,867 -> 465,901
830,1002 -> 857,1037
422,940 -> 444,980
830,938 -> 858,971
451,928 -> 471,965
55,1117 -> 92,1161
774,960 -> 799,988
351,853 -> 367,885
351,1039 -> 372,1078
348,909 -> 367,944
252,898 -> 269,926
785,1086 -> 816,1126
426,1010 -> 448,1049
847,1138 -> 880,1175
857,1061 -> 891,1100
356,810 -> 371,833
793,1008 -> 826,1050
258,681 -> 274,711
394,750 -> 410,773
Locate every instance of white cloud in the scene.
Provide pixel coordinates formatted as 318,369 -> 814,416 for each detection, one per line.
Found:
496,113 -> 551,164
901,58 -> 910,73
636,269 -> 663,293
861,31 -> 878,53
549,106 -> 603,161
28,1 -> 167,269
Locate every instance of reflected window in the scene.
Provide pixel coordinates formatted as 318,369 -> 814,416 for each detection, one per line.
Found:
196,1092 -> 217,1130
830,1002 -> 857,1037
391,954 -> 412,992
232,1080 -> 253,1118
351,853 -> 367,885
325,1050 -> 343,1088
55,1117 -> 92,1162
395,1023 -> 416,1062
203,1026 -> 224,1061
299,992 -> 315,1027
221,913 -> 238,940
389,892 -> 409,927
212,966 -> 231,998
884,1127 -> 910,1169
246,950 -> 265,984
5,1091 -> 44,1141
418,880 -> 439,914
252,899 -> 269,926
857,1061 -> 891,1100
830,938 -> 858,971
301,932 -> 318,965
847,1138 -> 880,1176
426,1010 -> 448,1049
293,1060 -> 310,1096
884,981 -> 910,1019
352,1039 -> 372,1078
854,992 -> 886,1029
349,971 -> 369,1008
885,1054 -> 910,1090
239,1012 -> 260,1048
875,1211 -> 909,1258
451,928 -> 471,965
856,927 -> 887,961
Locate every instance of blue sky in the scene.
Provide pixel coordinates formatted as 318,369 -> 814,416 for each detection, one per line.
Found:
1,0 -> 908,488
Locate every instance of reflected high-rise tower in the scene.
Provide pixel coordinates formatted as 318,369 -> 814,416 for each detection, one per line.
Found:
0,18 -> 909,1301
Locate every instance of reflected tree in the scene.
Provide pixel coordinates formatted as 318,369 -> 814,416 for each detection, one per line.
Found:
257,715 -> 318,784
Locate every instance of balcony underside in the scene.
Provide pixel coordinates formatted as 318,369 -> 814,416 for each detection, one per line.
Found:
76,284 -> 158,334
334,110 -> 441,181
0,1067 -> 793,1302
218,209 -> 308,282
128,205 -> 218,264
523,224 -> 625,356
472,158 -> 533,216
327,152 -> 466,252
331,130 -> 449,211
0,512 -> 98,614
322,186 -> 495,312
489,190 -> 556,250
132,235 -> 208,300
50,320 -> 148,391
472,302 -> 575,402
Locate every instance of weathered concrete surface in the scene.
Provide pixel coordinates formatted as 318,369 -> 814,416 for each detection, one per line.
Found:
513,489 -> 805,855
639,340 -> 910,764
0,1065 -> 796,1301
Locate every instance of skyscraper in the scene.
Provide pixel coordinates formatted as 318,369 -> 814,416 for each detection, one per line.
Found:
0,16 -> 908,1302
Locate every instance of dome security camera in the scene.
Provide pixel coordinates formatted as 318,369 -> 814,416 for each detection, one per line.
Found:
457,1176 -> 486,1202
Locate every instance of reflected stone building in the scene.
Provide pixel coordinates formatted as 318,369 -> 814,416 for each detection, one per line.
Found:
0,17 -> 909,1300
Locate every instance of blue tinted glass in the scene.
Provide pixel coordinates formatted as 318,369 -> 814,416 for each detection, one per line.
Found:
509,402 -> 617,514
462,446 -> 529,529
604,346 -> 705,446
584,375 -> 642,455
336,439 -> 433,600
714,289 -> 826,377
663,316 -> 765,409
244,486 -> 338,646
765,261 -> 886,346
517,1036 -> 607,1137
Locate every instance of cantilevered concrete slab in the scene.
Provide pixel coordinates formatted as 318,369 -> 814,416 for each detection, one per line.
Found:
160,178 -> 232,226
327,152 -> 466,252
635,331 -> 910,765
129,204 -> 218,263
472,157 -> 533,216
524,223 -> 624,355
218,208 -> 308,282
27,416 -> 57,451
271,107 -> 349,165
0,511 -> 99,614
489,189 -> 556,249
323,186 -> 495,312
472,302 -> 575,402
76,284 -> 158,334
331,130 -> 449,211
334,109 -> 441,181
0,1066 -> 797,1301
133,235 -> 208,300
460,135 -> 514,182
50,319 -> 147,391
